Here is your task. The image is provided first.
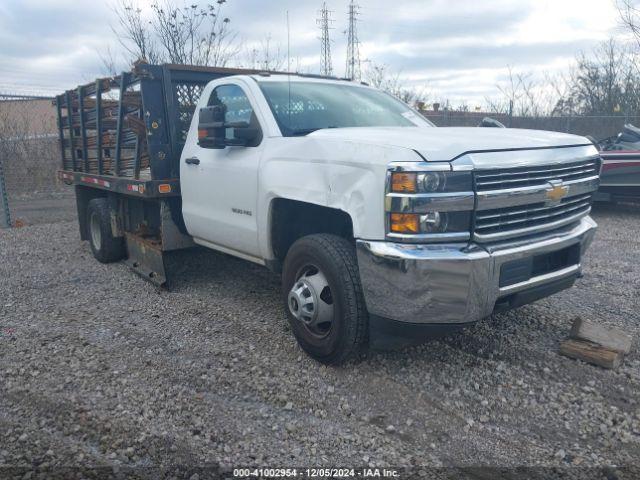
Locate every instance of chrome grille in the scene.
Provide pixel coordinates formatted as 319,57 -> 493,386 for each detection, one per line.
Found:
473,156 -> 600,242
475,193 -> 593,240
475,158 -> 599,191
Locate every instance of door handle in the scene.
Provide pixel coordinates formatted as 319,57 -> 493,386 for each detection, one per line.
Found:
185,157 -> 200,165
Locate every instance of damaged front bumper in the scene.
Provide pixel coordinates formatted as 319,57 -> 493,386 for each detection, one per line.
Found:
356,216 -> 597,349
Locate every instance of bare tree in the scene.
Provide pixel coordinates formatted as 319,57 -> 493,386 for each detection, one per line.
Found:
486,39 -> 640,118
617,0 -> 640,51
243,34 -> 286,71
484,96 -> 509,115
110,0 -> 239,66
556,39 -> 640,115
112,0 -> 160,64
98,46 -> 121,76
545,71 -> 573,116
486,67 -> 549,117
363,61 -> 428,107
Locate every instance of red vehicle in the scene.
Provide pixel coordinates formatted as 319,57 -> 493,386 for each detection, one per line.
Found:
595,124 -> 640,201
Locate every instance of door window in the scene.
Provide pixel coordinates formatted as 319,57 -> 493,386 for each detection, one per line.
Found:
207,84 -> 256,140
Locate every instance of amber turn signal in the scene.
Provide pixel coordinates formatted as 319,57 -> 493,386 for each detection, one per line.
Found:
391,172 -> 417,193
390,213 -> 420,233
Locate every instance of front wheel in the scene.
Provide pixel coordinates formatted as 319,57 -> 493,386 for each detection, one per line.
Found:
282,234 -> 367,365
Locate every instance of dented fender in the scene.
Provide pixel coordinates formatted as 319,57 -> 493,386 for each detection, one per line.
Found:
256,136 -> 422,260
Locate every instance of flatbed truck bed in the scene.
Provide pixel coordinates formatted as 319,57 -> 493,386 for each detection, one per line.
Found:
55,63 -> 272,285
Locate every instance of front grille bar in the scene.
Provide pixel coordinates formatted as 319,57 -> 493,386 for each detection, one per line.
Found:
473,157 -> 600,242
476,161 -> 597,179
476,167 -> 597,188
475,158 -> 599,191
476,193 -> 592,222
476,202 -> 591,231
474,207 -> 592,242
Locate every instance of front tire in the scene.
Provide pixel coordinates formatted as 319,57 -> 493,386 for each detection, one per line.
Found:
282,234 -> 367,365
86,198 -> 125,263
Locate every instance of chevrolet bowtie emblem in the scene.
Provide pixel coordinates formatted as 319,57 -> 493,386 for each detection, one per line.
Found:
546,182 -> 569,203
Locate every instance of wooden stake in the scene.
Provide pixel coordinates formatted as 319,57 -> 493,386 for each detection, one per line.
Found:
559,339 -> 623,370
570,318 -> 632,354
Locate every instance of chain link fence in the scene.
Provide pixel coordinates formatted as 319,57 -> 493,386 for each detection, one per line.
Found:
0,98 -> 66,228
0,153 -> 11,228
423,111 -> 640,140
1,135 -> 62,196
0,135 -> 64,227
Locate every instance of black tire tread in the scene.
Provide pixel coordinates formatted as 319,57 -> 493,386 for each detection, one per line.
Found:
87,198 -> 125,263
284,233 -> 367,365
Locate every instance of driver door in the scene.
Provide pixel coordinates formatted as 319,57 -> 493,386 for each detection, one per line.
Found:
181,82 -> 263,258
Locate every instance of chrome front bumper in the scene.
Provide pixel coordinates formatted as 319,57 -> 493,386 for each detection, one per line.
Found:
356,216 -> 597,325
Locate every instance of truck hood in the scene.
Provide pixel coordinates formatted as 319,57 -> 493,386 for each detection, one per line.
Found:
310,126 -> 591,162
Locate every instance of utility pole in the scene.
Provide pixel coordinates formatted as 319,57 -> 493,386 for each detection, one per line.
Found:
317,2 -> 334,76
345,0 -> 361,81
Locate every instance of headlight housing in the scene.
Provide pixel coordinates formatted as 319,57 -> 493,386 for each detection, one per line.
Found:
390,171 -> 472,193
389,211 -> 471,235
386,162 -> 473,242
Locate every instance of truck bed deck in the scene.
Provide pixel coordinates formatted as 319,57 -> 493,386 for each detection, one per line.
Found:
54,63 -> 271,197
54,63 -> 290,286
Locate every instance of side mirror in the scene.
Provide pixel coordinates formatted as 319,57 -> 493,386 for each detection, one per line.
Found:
197,105 -> 261,148
198,105 -> 226,149
227,126 -> 261,147
479,117 -> 506,128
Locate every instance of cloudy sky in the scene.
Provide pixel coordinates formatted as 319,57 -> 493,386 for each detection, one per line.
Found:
0,0 -> 624,105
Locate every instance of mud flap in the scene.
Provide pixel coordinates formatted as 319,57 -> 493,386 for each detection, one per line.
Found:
123,233 -> 167,287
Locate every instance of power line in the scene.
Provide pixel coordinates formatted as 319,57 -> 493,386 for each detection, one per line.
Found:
345,0 -> 361,81
317,2 -> 334,77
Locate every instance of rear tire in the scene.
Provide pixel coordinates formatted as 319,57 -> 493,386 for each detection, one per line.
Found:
282,234 -> 367,365
86,198 -> 125,263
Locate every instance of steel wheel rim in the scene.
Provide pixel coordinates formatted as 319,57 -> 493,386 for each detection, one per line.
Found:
89,212 -> 101,251
288,264 -> 335,338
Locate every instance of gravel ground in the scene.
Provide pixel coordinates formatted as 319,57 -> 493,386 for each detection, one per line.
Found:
0,203 -> 639,479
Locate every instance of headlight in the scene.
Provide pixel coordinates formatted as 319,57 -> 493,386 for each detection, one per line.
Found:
386,163 -> 473,242
420,172 -> 443,192
390,171 -> 472,193
421,211 -> 447,232
389,211 -> 471,235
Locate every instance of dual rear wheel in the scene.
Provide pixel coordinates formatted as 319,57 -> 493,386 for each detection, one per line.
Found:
86,198 -> 125,263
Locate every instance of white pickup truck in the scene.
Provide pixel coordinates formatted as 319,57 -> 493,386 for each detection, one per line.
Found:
56,64 -> 600,364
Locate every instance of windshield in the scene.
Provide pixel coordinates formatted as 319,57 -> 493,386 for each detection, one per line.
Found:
258,81 -> 433,136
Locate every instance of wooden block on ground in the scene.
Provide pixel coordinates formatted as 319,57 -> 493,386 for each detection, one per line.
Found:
570,318 -> 632,354
559,339 -> 623,370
